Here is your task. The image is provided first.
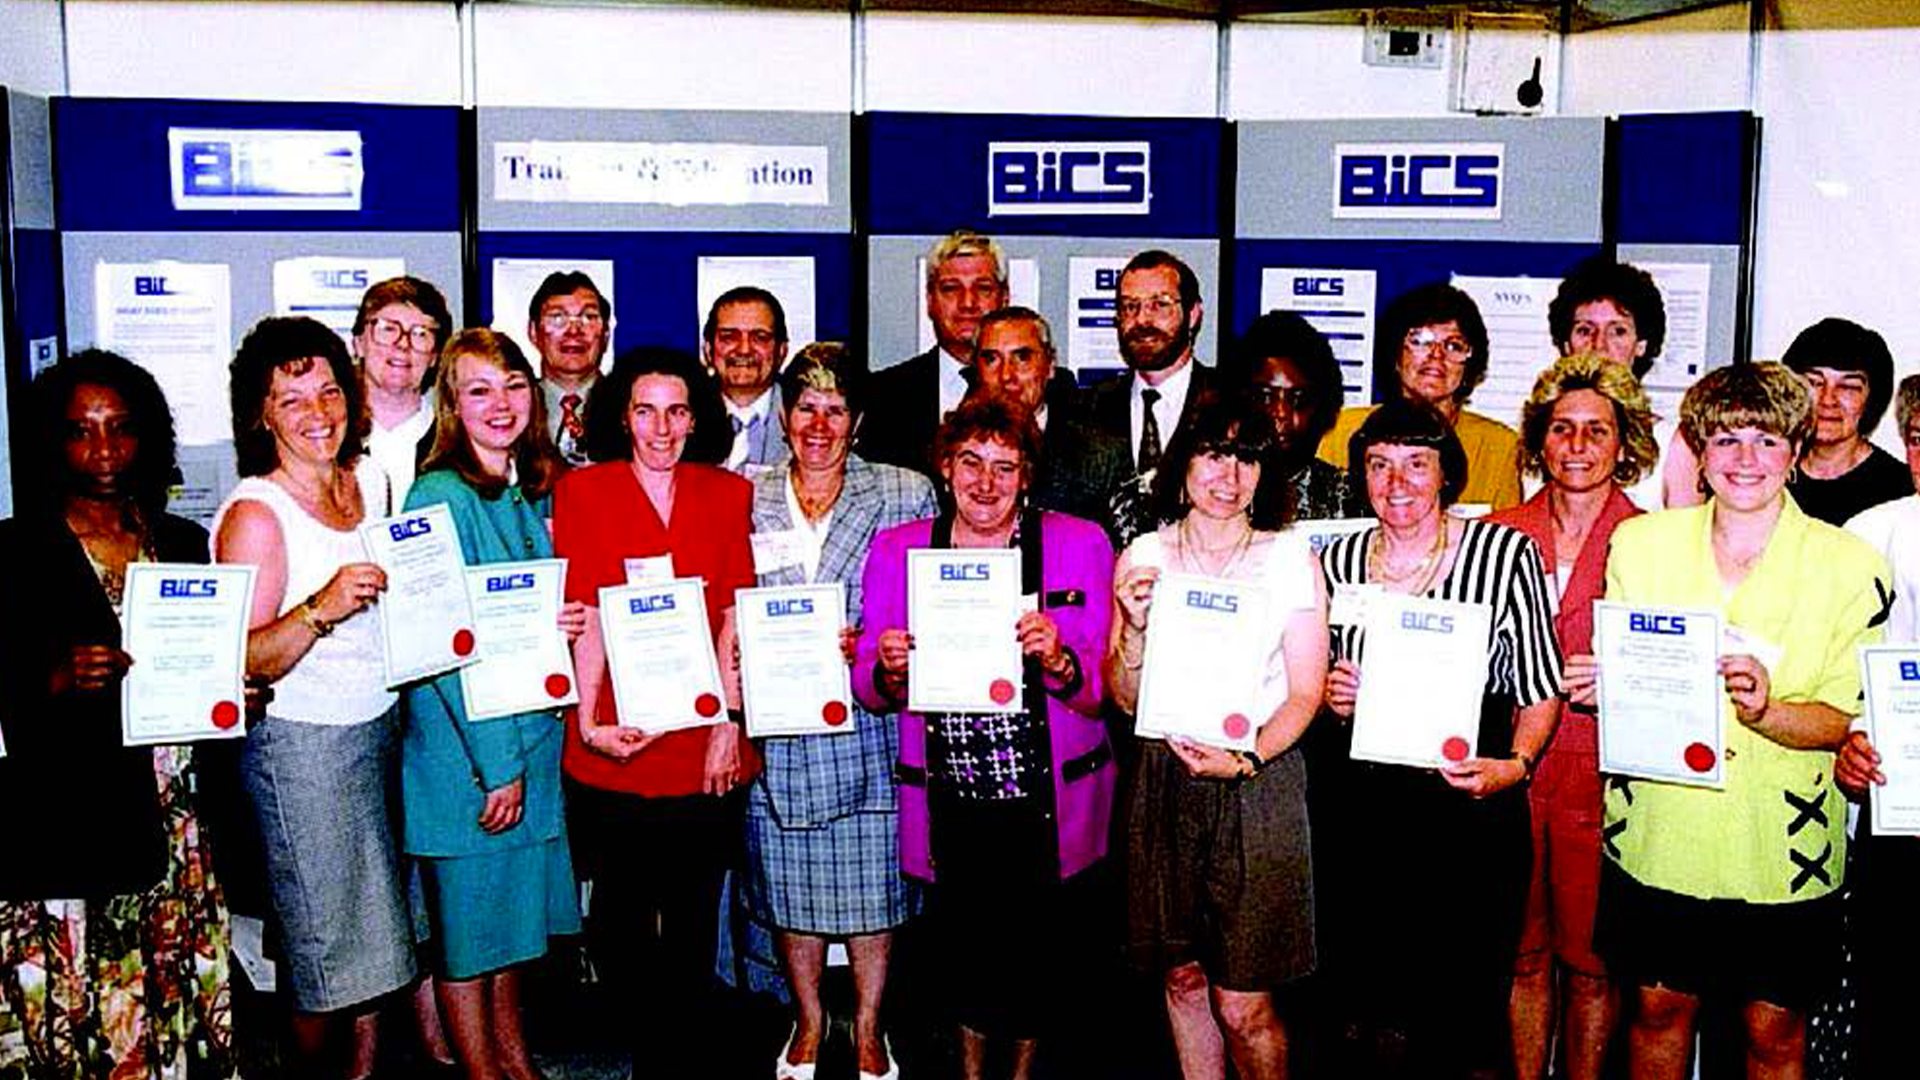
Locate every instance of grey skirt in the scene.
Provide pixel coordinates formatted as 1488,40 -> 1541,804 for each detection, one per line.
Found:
241,707 -> 417,1012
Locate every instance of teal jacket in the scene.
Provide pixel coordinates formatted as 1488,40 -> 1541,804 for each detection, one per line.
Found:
401,469 -> 567,858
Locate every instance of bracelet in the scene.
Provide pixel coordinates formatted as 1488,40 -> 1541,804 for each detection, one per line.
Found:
1514,749 -> 1537,780
1234,749 -> 1265,777
296,594 -> 335,638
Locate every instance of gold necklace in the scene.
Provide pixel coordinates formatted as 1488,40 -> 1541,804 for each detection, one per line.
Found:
1369,518 -> 1449,593
791,471 -> 843,524
1178,516 -> 1254,577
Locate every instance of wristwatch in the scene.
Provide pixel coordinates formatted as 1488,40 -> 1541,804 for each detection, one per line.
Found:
1233,749 -> 1265,777
1514,749 -> 1537,781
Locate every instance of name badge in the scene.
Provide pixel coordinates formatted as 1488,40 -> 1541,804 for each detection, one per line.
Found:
623,555 -> 675,585
751,529 -> 806,576
1330,582 -> 1381,629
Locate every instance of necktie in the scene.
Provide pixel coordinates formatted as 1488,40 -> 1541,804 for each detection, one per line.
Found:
731,413 -> 762,463
559,393 -> 585,461
1138,387 -> 1163,475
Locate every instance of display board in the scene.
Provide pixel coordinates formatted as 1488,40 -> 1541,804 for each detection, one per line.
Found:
0,88 -> 59,517
53,97 -> 466,522
473,107 -> 855,360
864,111 -> 1225,382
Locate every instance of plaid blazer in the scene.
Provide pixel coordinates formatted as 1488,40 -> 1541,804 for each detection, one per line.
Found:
749,456 -> 938,827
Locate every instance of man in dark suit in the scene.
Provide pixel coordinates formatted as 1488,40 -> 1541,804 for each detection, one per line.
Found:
701,285 -> 790,474
971,306 -> 1130,540
856,230 -> 1008,477
1084,249 -> 1215,474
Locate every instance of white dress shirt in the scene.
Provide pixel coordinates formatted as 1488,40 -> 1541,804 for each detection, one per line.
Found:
1129,360 -> 1195,462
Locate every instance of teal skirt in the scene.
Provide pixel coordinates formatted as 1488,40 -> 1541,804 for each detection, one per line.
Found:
418,836 -> 581,980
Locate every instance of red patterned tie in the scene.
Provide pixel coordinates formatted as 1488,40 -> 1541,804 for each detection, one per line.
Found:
560,393 -> 585,442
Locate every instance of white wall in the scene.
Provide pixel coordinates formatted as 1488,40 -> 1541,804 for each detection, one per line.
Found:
63,0 -> 462,103
1559,2 -> 1749,116
0,0 -> 65,95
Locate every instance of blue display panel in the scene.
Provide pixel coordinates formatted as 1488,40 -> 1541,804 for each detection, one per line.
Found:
12,227 -> 61,345
54,98 -> 461,233
1616,112 -> 1756,247
864,112 -> 1224,239
475,232 -> 855,355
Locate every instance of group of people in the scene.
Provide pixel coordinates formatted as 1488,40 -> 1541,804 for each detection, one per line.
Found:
1,228 -> 1915,1080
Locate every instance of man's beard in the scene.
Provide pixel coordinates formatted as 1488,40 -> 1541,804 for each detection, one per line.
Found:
1120,318 -> 1191,373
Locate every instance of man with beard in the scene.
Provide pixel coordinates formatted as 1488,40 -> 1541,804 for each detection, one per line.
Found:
702,285 -> 791,473
1088,250 -> 1214,474
969,306 -> 1130,539
857,231 -> 1010,477
529,270 -> 613,467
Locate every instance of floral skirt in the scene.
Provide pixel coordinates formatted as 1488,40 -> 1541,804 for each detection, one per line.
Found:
0,746 -> 236,1080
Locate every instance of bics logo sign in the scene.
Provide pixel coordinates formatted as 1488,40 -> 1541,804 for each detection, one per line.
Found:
1293,277 -> 1344,298
135,276 -> 177,296
388,517 -> 432,543
313,268 -> 368,290
940,563 -> 992,583
1628,612 -> 1687,635
1401,611 -> 1455,634
1333,142 -> 1504,221
1184,590 -> 1239,615
629,594 -> 675,615
159,578 -> 218,599
1900,660 -> 1920,682
485,573 -> 536,593
766,598 -> 814,618
988,142 -> 1151,217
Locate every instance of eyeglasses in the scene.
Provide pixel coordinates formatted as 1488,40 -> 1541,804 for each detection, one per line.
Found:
1404,329 -> 1472,361
540,310 -> 606,333
1253,385 -> 1313,410
1117,295 -> 1182,319
367,317 -> 437,353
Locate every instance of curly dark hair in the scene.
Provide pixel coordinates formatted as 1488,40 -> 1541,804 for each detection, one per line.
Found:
230,316 -> 368,478
1547,257 -> 1667,379
1150,392 -> 1293,531
1378,283 -> 1490,406
581,346 -> 733,466
1224,310 -> 1345,456
26,349 -> 180,519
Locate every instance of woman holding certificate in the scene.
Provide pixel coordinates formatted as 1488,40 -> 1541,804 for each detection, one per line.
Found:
1592,362 -> 1888,1080
214,316 -> 419,1078
0,351 -> 238,1078
552,347 -> 755,1074
1488,354 -> 1656,1080
1106,395 -> 1329,1080
856,396 -> 1116,1080
1315,399 -> 1561,1078
742,344 -> 936,1080
400,329 -> 585,1080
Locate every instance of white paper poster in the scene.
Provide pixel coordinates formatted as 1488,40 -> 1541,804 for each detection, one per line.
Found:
1638,261 -> 1713,424
273,256 -> 407,345
695,256 -> 817,351
1450,274 -> 1560,432
489,258 -> 616,374
94,261 -> 234,446
1259,268 -> 1378,408
494,142 -> 828,206
914,257 -> 1039,355
1066,256 -> 1128,375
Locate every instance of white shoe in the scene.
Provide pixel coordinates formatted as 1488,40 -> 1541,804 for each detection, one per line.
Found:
857,1034 -> 899,1080
775,1024 -> 818,1080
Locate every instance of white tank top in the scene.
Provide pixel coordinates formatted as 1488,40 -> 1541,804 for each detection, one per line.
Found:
213,460 -> 397,726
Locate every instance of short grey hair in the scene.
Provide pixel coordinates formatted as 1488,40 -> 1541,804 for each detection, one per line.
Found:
924,230 -> 1008,290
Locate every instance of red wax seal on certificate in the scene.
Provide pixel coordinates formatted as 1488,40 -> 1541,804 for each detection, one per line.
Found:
989,679 -> 1017,705
1222,714 -> 1252,741
694,693 -> 722,718
1684,742 -> 1717,773
211,701 -> 241,730
822,701 -> 850,726
545,673 -> 571,699
452,629 -> 476,657
1441,736 -> 1471,763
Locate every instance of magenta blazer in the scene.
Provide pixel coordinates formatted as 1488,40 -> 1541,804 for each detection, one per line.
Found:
855,511 -> 1117,882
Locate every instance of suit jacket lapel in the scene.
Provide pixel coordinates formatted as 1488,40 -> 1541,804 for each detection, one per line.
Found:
816,459 -> 883,588
750,471 -> 806,587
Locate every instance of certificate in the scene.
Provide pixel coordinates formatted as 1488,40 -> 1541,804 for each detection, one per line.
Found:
359,503 -> 478,687
1136,573 -> 1270,751
1859,647 -> 1920,836
598,578 -> 727,732
906,548 -> 1024,714
119,563 -> 256,745
737,583 -> 853,737
1351,591 -> 1491,768
458,560 -> 578,721
1594,602 -> 1725,788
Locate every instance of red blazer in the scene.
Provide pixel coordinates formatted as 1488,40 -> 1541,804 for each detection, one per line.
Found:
554,461 -> 759,797
1488,484 -> 1641,754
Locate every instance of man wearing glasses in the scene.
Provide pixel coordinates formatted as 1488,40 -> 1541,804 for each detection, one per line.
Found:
529,270 -> 612,467
702,285 -> 791,473
1087,249 -> 1216,481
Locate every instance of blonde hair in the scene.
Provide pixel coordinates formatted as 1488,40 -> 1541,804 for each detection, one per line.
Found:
924,230 -> 1007,290
1678,361 -> 1812,456
1518,352 -> 1659,485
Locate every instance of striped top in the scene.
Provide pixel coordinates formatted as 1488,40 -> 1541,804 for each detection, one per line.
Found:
1321,517 -> 1561,740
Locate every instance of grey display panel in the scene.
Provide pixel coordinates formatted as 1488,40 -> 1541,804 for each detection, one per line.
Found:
477,108 -> 852,234
1618,242 -> 1745,370
8,90 -> 52,230
867,235 -> 1220,375
1236,116 -> 1606,244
